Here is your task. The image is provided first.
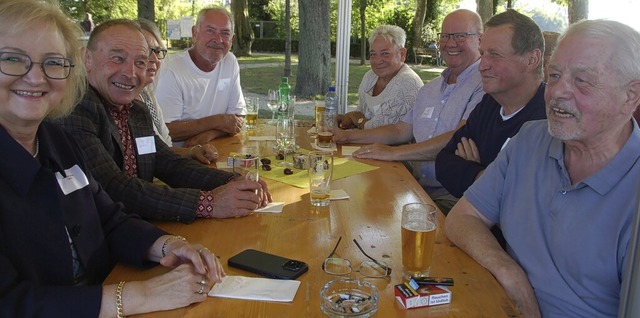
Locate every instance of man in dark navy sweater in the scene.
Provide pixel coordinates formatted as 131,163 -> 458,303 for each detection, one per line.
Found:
435,10 -> 547,213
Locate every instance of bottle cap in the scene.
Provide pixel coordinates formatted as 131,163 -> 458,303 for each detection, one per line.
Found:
329,86 -> 335,91
282,77 -> 288,82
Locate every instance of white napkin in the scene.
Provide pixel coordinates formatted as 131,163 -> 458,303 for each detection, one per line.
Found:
341,146 -> 361,156
208,275 -> 300,302
255,201 -> 285,213
330,189 -> 350,200
311,140 -> 337,152
249,135 -> 276,141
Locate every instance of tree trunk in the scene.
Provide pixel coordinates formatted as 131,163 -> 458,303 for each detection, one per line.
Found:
284,0 -> 292,77
360,0 -> 367,65
295,0 -> 331,98
137,0 -> 154,21
568,0 -> 589,24
231,0 -> 254,57
412,0 -> 427,49
477,0 -> 493,23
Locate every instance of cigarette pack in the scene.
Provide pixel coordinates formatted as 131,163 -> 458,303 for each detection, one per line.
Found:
394,279 -> 451,309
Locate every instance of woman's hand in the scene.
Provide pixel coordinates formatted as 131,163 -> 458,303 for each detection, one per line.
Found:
161,242 -> 225,284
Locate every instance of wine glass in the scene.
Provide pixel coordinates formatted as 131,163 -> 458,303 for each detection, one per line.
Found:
276,118 -> 295,167
266,89 -> 279,125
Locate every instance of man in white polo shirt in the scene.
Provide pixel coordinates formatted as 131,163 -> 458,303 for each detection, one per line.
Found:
156,6 -> 245,147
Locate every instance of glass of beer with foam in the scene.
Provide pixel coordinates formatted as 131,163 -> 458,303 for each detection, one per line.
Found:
401,202 -> 437,279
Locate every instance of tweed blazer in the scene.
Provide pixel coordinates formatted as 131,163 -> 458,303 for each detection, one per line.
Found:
53,87 -> 234,223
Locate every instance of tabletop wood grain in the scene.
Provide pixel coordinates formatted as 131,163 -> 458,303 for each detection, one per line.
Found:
104,123 -> 520,318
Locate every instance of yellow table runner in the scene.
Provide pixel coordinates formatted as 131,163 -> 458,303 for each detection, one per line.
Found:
238,149 -> 379,188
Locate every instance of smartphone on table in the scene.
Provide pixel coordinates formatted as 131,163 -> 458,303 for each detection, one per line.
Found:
228,249 -> 308,280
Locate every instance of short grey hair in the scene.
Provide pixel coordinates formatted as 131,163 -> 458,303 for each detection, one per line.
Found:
196,6 -> 234,34
368,25 -> 407,49
137,18 -> 165,49
558,19 -> 640,84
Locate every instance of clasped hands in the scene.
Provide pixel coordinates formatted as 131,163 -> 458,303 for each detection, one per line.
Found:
336,112 -> 367,130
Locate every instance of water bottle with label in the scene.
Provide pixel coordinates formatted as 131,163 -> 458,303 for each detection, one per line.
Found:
324,86 -> 338,127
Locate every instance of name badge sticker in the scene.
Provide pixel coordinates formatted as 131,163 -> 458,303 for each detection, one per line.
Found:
420,107 -> 435,119
55,165 -> 90,195
135,136 -> 156,155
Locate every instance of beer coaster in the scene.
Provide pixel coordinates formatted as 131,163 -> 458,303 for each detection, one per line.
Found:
341,146 -> 360,156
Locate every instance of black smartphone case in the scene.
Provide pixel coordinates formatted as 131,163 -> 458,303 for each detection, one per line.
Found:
228,249 -> 308,280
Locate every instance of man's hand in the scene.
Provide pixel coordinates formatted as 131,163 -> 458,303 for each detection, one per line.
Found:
207,180 -> 270,218
455,137 -> 481,163
337,111 -> 366,130
352,143 -> 397,161
216,114 -> 243,135
189,144 -> 219,164
184,130 -> 227,147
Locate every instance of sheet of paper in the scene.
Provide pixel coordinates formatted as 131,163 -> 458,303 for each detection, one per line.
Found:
254,201 -> 285,213
208,275 -> 300,302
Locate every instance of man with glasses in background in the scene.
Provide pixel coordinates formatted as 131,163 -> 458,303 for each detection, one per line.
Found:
155,6 -> 245,147
333,9 -> 485,210
435,10 -> 547,214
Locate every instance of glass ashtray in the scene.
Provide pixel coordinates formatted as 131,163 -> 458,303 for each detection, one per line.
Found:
320,279 -> 379,318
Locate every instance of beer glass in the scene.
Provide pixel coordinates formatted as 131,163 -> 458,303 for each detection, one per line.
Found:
308,151 -> 333,206
244,97 -> 259,129
316,111 -> 334,148
401,202 -> 437,279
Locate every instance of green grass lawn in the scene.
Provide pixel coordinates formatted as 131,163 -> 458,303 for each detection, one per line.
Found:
238,54 -> 442,105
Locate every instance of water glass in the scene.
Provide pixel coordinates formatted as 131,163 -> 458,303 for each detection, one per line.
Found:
266,89 -> 279,124
401,203 -> 437,279
232,155 -> 260,182
275,118 -> 295,167
308,151 -> 333,206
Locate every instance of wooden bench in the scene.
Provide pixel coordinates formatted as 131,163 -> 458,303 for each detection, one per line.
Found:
413,47 -> 441,66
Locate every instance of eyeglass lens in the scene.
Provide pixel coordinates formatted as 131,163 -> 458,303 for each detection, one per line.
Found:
322,237 -> 391,278
439,33 -> 473,43
0,52 -> 72,79
150,48 -> 167,59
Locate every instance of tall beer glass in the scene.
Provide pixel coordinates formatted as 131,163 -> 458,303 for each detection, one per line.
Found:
401,203 -> 437,279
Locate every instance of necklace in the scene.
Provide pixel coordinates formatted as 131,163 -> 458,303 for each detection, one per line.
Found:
33,137 -> 39,158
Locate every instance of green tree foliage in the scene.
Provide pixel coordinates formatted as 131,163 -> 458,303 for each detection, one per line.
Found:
59,0 -> 137,24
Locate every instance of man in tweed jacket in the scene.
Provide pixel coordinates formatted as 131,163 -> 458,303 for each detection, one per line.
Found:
55,19 -> 270,224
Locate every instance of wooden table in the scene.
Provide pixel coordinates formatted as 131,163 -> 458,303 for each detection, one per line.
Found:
104,124 -> 520,317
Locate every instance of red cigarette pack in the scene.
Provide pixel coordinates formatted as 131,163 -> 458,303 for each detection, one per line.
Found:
394,281 -> 451,309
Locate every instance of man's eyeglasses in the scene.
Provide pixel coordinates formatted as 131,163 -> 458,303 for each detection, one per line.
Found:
0,51 -> 74,80
150,47 -> 168,59
322,237 -> 392,278
438,32 -> 479,43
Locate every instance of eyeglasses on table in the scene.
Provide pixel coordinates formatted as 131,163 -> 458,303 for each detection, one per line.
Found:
322,236 -> 392,278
